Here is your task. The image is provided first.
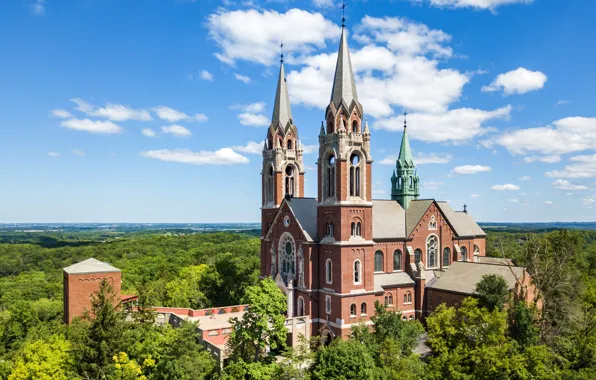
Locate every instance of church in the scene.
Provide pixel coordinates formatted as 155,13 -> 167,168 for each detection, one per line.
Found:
259,22 -> 492,340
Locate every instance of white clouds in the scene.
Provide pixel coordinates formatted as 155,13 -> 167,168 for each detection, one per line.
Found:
556,100 -> 570,106
496,117 -> 596,156
312,0 -> 333,7
551,179 -> 588,191
31,0 -> 45,15
509,199 -> 519,203
412,0 -> 534,11
207,8 -> 340,66
238,113 -> 269,127
142,148 -> 249,165
523,155 -> 561,164
544,201 -> 553,205
152,106 -> 207,123
423,181 -> 443,190
470,194 -> 479,198
374,106 -> 511,143
233,102 -> 266,113
51,109 -> 72,119
452,165 -> 492,175
161,125 -> 192,137
71,98 -> 152,122
47,152 -> 60,157
71,149 -> 86,157
491,184 -> 520,191
482,68 -> 547,95
519,176 -> 532,181
200,70 -> 213,81
546,154 -> 596,178
142,128 -> 157,137
301,144 -> 318,154
234,73 -> 252,84
582,198 -> 596,206
61,118 -> 123,135
379,152 -> 452,165
231,141 -> 264,154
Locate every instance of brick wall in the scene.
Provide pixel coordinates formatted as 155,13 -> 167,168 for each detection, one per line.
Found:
64,270 -> 121,324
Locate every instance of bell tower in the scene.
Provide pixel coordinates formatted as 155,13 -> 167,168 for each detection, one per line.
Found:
261,54 -> 305,237
391,115 -> 420,210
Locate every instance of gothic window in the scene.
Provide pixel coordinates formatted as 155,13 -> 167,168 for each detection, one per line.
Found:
387,293 -> 393,306
443,247 -> 451,268
350,303 -> 357,316
361,302 -> 367,315
426,235 -> 439,268
326,155 -> 336,199
393,250 -> 402,271
278,233 -> 296,279
352,120 -> 359,133
409,176 -> 413,188
266,166 -> 274,203
325,295 -> 331,314
285,165 -> 295,197
350,220 -> 362,237
354,260 -> 362,284
398,177 -> 402,189
325,221 -> 334,238
414,249 -> 422,264
349,153 -> 361,197
474,244 -> 480,258
404,291 -> 412,304
287,139 -> 293,150
429,216 -> 437,230
384,295 -> 389,307
297,297 -> 305,316
461,246 -> 468,261
325,259 -> 333,284
374,250 -> 384,272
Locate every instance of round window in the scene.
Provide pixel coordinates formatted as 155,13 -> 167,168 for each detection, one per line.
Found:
283,215 -> 290,227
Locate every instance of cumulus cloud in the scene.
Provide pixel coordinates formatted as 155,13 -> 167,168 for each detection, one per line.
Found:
238,113 -> 269,127
152,106 -> 207,123
141,148 -> 249,165
234,73 -> 252,84
546,154 -> 596,178
496,117 -> 596,156
51,109 -> 72,118
231,141 -> 264,154
491,184 -> 520,191
161,125 -> 192,137
551,179 -> 588,191
200,70 -> 214,81
411,0 -> 534,11
523,155 -> 561,164
301,144 -> 318,154
519,176 -> 532,181
482,68 -> 547,95
142,128 -> 157,137
61,118 -> 123,134
71,98 -> 152,122
207,8 -> 340,65
452,165 -> 492,175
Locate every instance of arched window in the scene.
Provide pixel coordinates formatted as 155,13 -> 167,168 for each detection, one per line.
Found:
326,222 -> 334,238
285,165 -> 295,197
443,247 -> 451,268
429,215 -> 437,230
287,139 -> 293,150
266,166 -> 274,203
325,259 -> 333,284
404,291 -> 412,304
297,297 -> 304,316
326,155 -> 336,198
426,235 -> 439,268
409,315 -> 414,321
278,233 -> 296,279
350,303 -> 357,316
414,249 -> 422,264
349,153 -> 361,197
352,120 -> 359,133
474,245 -> 480,262
374,250 -> 384,272
361,302 -> 367,315
351,222 -> 355,236
351,220 -> 362,237
385,293 -> 393,307
354,260 -> 362,284
393,250 -> 402,271
325,295 -> 331,314
409,176 -> 413,187
461,246 -> 468,261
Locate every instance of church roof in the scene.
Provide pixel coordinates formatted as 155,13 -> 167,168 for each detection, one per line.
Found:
372,200 -> 406,240
436,202 -> 486,237
286,197 -> 318,242
64,258 -> 120,274
405,199 -> 434,236
374,272 -> 415,292
397,125 -> 414,168
329,27 -> 362,114
426,261 -> 525,295
271,62 -> 293,130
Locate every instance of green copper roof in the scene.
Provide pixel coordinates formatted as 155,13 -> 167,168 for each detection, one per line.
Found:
397,125 -> 414,168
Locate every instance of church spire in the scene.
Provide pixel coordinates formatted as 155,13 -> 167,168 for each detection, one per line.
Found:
397,112 -> 414,169
271,59 -> 293,130
391,112 -> 419,210
329,26 -> 361,114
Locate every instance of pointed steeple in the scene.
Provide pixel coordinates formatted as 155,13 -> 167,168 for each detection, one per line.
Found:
329,27 -> 361,113
397,116 -> 414,168
391,112 -> 419,210
271,62 -> 293,129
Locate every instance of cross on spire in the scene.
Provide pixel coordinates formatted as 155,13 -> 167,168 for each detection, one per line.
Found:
403,110 -> 408,128
340,1 -> 347,28
280,41 -> 284,63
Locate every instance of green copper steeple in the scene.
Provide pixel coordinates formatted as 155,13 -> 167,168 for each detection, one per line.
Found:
391,113 -> 419,210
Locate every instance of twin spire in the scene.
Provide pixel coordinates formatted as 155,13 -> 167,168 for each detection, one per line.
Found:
271,60 -> 293,130
329,26 -> 361,114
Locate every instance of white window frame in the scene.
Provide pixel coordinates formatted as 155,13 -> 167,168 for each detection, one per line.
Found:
325,259 -> 333,285
353,259 -> 362,285
325,295 -> 331,314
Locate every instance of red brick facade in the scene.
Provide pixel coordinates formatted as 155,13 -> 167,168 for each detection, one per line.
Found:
63,270 -> 121,324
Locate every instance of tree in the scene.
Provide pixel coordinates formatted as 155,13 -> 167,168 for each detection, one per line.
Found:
8,335 -> 78,380
164,265 -> 209,308
227,278 -> 287,363
508,301 -> 540,348
311,339 -> 382,380
379,340 -> 425,380
475,274 -> 510,311
370,301 -> 424,356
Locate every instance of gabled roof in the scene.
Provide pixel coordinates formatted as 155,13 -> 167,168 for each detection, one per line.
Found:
436,202 -> 486,237
64,258 -> 120,274
372,200 -> 406,240
286,197 -> 318,242
271,62 -> 293,131
426,261 -> 525,295
329,27 -> 362,114
374,272 -> 415,292
405,199 -> 434,237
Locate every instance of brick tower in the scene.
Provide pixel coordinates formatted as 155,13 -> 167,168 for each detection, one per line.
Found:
316,24 -> 374,339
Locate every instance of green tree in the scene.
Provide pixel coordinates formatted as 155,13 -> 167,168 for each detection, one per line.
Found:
475,273 -> 510,311
8,335 -> 78,380
379,340 -> 425,380
508,301 -> 540,348
164,265 -> 209,308
311,339 -> 382,380
227,278 -> 287,363
370,301 -> 424,356
219,359 -> 279,380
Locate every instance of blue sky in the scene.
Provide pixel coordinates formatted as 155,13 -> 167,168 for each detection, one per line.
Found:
1,0 -> 595,223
